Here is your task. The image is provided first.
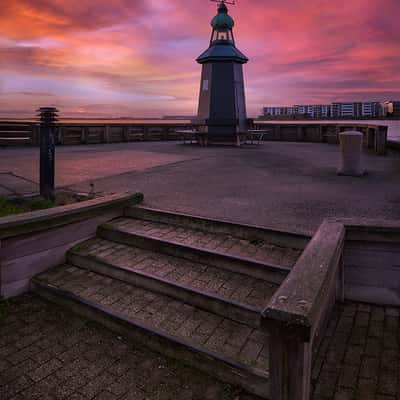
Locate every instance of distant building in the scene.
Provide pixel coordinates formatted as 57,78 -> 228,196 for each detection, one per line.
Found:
330,103 -> 341,118
262,101 -> 391,119
361,102 -> 382,117
263,106 -> 292,116
340,103 -> 362,118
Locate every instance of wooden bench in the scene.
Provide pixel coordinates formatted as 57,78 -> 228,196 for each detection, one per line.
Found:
176,129 -> 198,144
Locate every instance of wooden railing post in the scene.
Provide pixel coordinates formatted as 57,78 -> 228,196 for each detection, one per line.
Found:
123,126 -> 129,142
275,125 -> 281,141
266,323 -> 312,400
318,125 -> 323,142
375,126 -> 387,155
263,220 -> 345,400
296,125 -> 304,142
104,125 -> 110,143
366,127 -> 375,149
81,127 -> 88,144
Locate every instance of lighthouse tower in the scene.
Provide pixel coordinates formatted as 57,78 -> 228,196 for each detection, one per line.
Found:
196,1 -> 248,144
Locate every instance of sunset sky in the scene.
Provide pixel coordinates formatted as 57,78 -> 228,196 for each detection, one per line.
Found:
0,0 -> 399,118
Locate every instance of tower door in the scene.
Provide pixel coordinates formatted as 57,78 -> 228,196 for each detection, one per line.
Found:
234,64 -> 247,133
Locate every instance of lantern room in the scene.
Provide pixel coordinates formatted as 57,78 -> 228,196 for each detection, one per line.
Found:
210,3 -> 235,44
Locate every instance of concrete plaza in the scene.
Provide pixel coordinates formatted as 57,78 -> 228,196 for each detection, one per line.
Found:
1,141 -> 400,233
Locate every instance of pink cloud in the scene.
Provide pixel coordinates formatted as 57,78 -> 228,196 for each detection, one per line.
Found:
0,0 -> 399,117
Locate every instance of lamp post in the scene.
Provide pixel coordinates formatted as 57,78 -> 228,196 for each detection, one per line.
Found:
37,107 -> 58,201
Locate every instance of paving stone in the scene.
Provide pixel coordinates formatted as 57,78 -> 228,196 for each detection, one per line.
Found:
355,312 -> 370,328
314,372 -> 337,398
360,357 -> 380,379
382,332 -> 398,350
355,378 -> 377,400
380,349 -> 398,372
370,307 -> 385,322
344,345 -> 364,366
334,388 -> 355,400
365,337 -> 383,358
339,365 -> 359,389
27,358 -> 63,382
378,371 -> 397,396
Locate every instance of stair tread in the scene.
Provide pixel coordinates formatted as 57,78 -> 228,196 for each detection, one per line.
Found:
73,238 -> 279,310
36,265 -> 270,375
108,217 -> 300,267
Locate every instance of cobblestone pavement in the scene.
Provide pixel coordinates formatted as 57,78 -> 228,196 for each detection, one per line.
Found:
78,238 -> 278,308
109,218 -> 301,267
312,302 -> 400,400
1,294 -> 399,400
36,265 -> 269,371
0,294 -> 258,400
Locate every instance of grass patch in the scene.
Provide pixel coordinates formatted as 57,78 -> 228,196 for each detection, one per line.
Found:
0,195 -> 54,217
27,197 -> 54,211
0,197 -> 24,217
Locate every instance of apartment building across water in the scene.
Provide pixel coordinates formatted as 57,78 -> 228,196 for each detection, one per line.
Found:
262,101 -> 392,118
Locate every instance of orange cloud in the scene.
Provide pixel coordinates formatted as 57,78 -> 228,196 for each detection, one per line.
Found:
0,0 -> 399,117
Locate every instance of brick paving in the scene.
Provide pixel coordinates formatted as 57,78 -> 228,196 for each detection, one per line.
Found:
311,302 -> 400,400
0,294 -> 399,400
77,238 -> 278,309
0,294 -> 256,400
36,265 -> 270,371
109,218 -> 301,267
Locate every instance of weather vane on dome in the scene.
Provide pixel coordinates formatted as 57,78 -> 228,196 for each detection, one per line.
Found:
210,0 -> 236,5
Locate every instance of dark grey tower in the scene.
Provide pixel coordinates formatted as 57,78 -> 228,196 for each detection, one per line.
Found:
196,1 -> 248,144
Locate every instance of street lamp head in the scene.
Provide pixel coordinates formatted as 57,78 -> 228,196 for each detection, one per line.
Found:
37,107 -> 59,125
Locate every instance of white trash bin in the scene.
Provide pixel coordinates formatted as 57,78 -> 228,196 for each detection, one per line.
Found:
337,131 -> 364,176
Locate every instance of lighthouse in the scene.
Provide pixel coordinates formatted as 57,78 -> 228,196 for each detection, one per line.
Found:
196,1 -> 248,145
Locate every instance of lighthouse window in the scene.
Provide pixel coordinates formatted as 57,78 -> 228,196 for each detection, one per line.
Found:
218,31 -> 228,40
212,30 -> 232,42
203,80 -> 209,91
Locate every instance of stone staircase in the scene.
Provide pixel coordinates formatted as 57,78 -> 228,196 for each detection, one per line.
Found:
31,206 -> 306,398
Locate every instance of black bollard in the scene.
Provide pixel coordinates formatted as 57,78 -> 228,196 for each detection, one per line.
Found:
37,107 -> 58,201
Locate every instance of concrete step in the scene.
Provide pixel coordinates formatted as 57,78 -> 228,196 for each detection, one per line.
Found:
116,211 -> 303,269
32,265 -> 270,398
68,238 -> 279,327
126,205 -> 310,251
98,218 -> 292,284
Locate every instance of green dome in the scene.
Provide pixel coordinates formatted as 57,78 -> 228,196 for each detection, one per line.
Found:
211,3 -> 234,29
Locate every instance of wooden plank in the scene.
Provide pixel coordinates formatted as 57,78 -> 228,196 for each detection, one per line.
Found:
345,284 -> 400,306
345,265 -> 400,289
1,238 -> 90,285
0,210 -> 120,262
